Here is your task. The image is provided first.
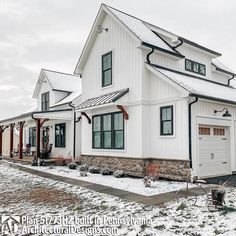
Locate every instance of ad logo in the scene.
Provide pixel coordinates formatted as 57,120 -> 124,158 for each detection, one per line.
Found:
1,215 -> 20,234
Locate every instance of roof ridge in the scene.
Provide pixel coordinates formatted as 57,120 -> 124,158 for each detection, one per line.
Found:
42,68 -> 79,78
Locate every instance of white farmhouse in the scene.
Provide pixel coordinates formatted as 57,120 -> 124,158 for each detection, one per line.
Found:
0,69 -> 82,162
75,4 -> 236,180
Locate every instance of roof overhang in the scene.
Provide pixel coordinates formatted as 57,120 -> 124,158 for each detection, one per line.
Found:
32,109 -> 73,120
76,88 -> 129,111
0,112 -> 33,126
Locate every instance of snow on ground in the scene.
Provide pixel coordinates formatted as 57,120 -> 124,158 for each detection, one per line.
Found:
0,161 -> 236,235
16,164 -> 194,196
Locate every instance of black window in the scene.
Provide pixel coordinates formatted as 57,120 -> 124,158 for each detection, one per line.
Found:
102,51 -> 112,87
41,92 -> 49,111
29,127 -> 36,147
92,112 -> 124,149
160,106 -> 173,136
55,123 -> 66,148
185,59 -> 206,76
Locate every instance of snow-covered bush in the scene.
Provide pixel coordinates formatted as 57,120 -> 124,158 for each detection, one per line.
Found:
68,163 -> 77,170
113,170 -> 125,178
79,164 -> 89,171
100,168 -> 113,175
80,171 -> 88,177
88,166 -> 100,174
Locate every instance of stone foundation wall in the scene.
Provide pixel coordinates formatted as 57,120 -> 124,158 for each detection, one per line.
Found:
80,155 -> 191,181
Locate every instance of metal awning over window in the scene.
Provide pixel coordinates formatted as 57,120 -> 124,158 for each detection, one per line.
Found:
76,88 -> 129,110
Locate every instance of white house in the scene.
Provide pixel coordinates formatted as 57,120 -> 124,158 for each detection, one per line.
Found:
74,4 -> 236,180
0,69 -> 82,162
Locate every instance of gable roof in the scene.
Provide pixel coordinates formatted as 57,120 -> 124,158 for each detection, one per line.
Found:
33,69 -> 81,98
146,64 -> 236,105
51,90 -> 82,108
75,4 -> 221,74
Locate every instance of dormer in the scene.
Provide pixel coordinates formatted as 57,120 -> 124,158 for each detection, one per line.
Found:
32,69 -> 81,111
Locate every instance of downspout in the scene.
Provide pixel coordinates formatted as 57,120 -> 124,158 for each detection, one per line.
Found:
69,102 -> 76,161
146,47 -> 154,64
227,74 -> 235,86
188,96 -> 198,169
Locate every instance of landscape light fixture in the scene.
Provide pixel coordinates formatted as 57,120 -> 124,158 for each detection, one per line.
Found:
214,108 -> 231,117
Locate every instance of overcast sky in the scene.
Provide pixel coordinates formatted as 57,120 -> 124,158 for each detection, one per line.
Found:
0,0 -> 236,119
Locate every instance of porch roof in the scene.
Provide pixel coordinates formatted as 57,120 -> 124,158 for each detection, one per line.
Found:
146,64 -> 236,105
76,88 -> 129,110
32,109 -> 73,120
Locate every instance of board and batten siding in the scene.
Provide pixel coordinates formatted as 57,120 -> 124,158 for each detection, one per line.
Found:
81,13 -> 143,102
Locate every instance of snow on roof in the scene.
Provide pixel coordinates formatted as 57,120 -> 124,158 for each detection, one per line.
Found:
212,59 -> 235,75
149,65 -> 236,104
106,5 -> 177,55
43,69 -> 81,92
52,90 -> 82,108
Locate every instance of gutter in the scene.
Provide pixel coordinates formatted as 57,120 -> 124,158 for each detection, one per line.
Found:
141,42 -> 185,59
188,96 -> 198,169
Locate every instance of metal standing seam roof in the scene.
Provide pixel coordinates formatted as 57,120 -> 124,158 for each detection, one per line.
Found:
76,88 -> 129,110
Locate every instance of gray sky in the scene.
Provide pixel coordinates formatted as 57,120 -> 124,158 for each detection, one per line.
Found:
0,0 -> 236,119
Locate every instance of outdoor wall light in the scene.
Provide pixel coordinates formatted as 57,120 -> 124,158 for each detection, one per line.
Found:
96,25 -> 108,33
214,108 -> 232,117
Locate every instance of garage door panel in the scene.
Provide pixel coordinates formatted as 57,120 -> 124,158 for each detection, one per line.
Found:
198,125 -> 229,178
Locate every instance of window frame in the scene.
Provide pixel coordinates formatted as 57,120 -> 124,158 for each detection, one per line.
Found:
92,111 -> 124,150
41,92 -> 49,111
102,51 -> 112,87
185,59 -> 206,76
29,127 -> 36,147
55,123 -> 66,148
160,105 -> 174,136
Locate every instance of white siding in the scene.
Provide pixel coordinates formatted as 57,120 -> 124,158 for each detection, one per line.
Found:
81,13 -> 142,102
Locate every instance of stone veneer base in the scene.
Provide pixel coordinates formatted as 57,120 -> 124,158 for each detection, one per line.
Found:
80,155 -> 191,181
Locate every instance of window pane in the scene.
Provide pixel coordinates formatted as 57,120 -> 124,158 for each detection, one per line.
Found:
103,131 -> 111,148
114,113 -> 123,130
193,63 -> 199,73
166,108 -> 172,120
93,117 -> 100,131
199,65 -> 206,75
162,109 -> 167,121
163,121 -> 172,134
199,127 -> 210,135
115,131 -> 123,149
103,70 -> 112,86
103,115 -> 111,131
55,126 -> 60,135
93,132 -> 101,148
103,53 -> 111,70
186,60 -> 192,71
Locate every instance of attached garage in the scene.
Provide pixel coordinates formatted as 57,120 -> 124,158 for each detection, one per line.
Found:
198,125 -> 230,178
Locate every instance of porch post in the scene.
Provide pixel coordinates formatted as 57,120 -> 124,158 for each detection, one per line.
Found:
18,121 -> 25,159
0,126 -> 3,156
36,119 -> 41,162
9,123 -> 15,158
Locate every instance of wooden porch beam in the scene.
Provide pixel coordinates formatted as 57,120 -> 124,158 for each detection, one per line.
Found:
18,121 -> 25,159
117,105 -> 129,120
9,123 -> 15,158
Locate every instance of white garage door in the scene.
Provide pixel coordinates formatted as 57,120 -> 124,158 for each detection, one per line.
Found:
198,126 -> 230,178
